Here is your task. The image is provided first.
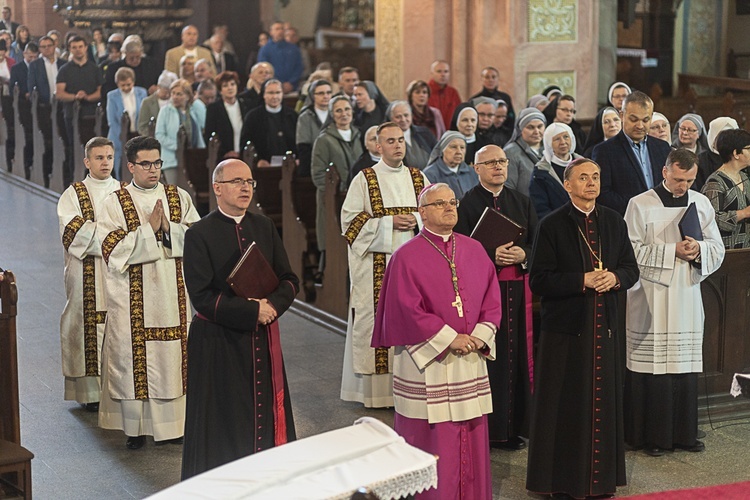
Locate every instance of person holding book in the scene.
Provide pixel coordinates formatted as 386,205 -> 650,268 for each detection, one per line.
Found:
454,144 -> 537,451
623,148 -> 724,457
180,158 -> 299,479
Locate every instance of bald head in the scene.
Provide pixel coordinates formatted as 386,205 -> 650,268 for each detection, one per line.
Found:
213,159 -> 255,216
181,25 -> 199,48
473,145 -> 508,191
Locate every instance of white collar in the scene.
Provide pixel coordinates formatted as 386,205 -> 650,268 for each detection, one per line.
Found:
424,226 -> 452,242
571,201 -> 595,216
218,206 -> 245,224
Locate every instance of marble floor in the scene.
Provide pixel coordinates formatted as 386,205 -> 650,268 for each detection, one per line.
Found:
2,169 -> 750,499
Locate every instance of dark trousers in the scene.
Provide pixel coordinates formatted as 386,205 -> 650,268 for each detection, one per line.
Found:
1,95 -> 14,171
39,103 -> 68,188
18,101 -> 33,178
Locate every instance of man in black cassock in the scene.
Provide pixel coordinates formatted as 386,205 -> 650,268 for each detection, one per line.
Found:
526,158 -> 639,499
181,158 -> 299,479
455,144 -> 537,451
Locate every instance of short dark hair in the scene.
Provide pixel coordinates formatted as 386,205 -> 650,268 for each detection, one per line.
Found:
68,35 -> 87,46
564,157 -> 601,181
338,66 -> 358,78
125,136 -> 161,163
623,90 -> 653,110
24,42 -> 38,53
406,79 -> 430,100
215,70 -> 239,89
716,129 -> 750,164
85,137 -> 114,158
666,148 -> 698,171
559,94 -> 576,103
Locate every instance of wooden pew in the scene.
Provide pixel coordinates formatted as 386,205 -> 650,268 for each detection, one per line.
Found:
71,101 -> 86,184
49,96 -> 66,194
0,270 -> 34,499
11,85 -> 26,180
313,166 -> 349,320
176,126 -> 210,215
147,116 -> 156,138
207,135 -> 220,213
29,90 -> 46,188
281,155 -> 319,301
119,111 -> 132,183
243,142 -> 284,234
699,248 -> 750,422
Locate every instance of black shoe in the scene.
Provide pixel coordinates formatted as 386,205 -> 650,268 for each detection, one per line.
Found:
126,436 -> 145,449
82,402 -> 99,412
155,436 -> 183,446
492,436 -> 526,451
676,440 -> 705,452
644,445 -> 665,457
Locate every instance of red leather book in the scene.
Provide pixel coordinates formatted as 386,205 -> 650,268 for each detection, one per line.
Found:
226,242 -> 279,299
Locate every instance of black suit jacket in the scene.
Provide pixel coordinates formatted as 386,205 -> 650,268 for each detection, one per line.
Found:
204,99 -> 251,160
27,57 -> 65,104
211,51 -> 238,74
529,202 -> 639,336
592,130 -> 672,215
239,106 -> 298,161
0,21 -> 18,36
102,56 -> 161,97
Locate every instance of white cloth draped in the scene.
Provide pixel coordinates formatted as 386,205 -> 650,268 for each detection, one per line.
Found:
339,161 -> 427,407
57,175 -> 121,403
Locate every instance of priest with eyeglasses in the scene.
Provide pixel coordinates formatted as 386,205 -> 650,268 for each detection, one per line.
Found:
455,144 -> 538,452
180,157 -> 299,479
372,182 -> 501,499
97,136 -> 200,450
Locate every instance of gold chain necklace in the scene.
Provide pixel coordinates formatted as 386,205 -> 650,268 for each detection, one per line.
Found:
576,223 -> 604,271
419,232 -> 465,318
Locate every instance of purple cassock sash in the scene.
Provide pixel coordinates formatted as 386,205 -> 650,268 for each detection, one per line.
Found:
497,265 -> 534,394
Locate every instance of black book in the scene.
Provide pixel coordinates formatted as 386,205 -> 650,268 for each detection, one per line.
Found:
678,202 -> 703,241
469,207 -> 525,249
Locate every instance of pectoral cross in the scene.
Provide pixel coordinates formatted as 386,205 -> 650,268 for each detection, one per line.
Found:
595,260 -> 604,272
452,294 -> 464,318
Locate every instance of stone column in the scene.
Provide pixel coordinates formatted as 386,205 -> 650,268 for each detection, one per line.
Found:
377,0 -> 601,119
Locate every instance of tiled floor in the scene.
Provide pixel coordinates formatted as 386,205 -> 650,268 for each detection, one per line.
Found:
2,170 -> 750,499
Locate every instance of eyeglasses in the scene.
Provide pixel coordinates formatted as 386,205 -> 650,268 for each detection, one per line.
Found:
216,178 -> 257,188
558,107 -> 576,114
679,127 -> 698,134
39,44 -> 54,49
422,199 -> 460,209
476,112 -> 494,119
475,158 -> 509,168
133,159 -> 164,170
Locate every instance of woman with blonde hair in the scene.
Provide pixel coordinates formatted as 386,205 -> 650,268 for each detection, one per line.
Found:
155,78 -> 205,184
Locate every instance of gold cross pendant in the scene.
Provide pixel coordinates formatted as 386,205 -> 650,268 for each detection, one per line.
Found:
595,261 -> 604,272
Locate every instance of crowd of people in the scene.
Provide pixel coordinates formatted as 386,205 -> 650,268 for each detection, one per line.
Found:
36,15 -> 750,500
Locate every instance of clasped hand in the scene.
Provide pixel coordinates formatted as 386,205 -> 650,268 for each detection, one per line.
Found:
584,269 -> 617,293
251,298 -> 278,325
393,214 -> 417,231
495,242 -> 525,266
676,236 -> 700,262
149,199 -> 171,233
449,335 -> 486,356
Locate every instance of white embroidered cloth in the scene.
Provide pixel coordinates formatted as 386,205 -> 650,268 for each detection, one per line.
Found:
149,417 -> 438,499
730,373 -> 750,398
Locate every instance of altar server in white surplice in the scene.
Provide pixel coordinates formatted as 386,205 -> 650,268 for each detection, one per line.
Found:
58,137 -> 121,411
97,136 -> 200,450
624,148 -> 724,457
340,122 -> 429,408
